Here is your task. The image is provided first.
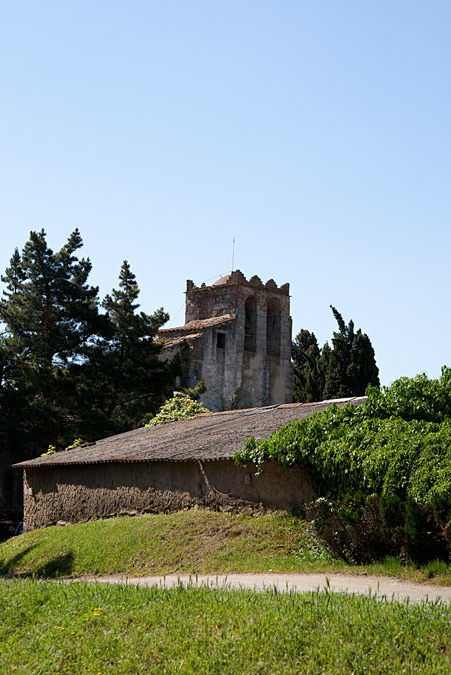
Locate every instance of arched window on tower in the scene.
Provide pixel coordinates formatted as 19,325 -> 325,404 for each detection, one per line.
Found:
244,295 -> 257,352
267,298 -> 281,356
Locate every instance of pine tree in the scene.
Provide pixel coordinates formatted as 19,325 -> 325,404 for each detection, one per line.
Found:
0,232 -> 181,517
82,261 -> 177,434
0,233 -> 178,450
0,229 -> 101,368
0,230 -> 104,450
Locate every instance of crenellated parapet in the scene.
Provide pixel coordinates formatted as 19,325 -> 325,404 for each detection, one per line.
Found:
186,270 -> 289,296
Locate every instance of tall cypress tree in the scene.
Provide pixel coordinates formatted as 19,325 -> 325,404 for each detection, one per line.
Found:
324,306 -> 379,398
292,306 -> 379,402
318,342 -> 332,397
323,307 -> 355,399
292,330 -> 323,402
347,329 -> 380,395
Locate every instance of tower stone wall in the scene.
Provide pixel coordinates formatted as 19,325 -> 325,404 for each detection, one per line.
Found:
182,271 -> 293,410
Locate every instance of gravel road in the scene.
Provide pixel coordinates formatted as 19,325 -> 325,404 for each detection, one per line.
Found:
80,573 -> 451,603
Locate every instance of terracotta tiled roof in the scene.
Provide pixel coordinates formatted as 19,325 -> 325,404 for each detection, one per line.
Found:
211,274 -> 232,286
15,397 -> 366,468
158,314 -> 236,336
157,333 -> 203,349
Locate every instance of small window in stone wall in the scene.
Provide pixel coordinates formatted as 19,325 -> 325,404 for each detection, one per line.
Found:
216,332 -> 226,349
267,298 -> 281,356
244,295 -> 257,352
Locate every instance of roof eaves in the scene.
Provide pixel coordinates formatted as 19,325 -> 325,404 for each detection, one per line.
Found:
14,454 -> 231,469
158,314 -> 236,335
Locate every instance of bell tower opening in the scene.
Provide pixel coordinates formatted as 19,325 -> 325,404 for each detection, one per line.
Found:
266,298 -> 281,356
244,295 -> 257,352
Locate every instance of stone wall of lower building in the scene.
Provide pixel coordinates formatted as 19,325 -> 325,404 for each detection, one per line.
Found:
22,460 -> 313,530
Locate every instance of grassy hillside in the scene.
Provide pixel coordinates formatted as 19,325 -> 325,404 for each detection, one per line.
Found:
2,510 -> 451,584
0,511 -> 329,577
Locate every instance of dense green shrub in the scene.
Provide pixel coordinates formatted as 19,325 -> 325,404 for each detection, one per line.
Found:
235,368 -> 451,561
306,496 -> 448,564
364,367 -> 451,422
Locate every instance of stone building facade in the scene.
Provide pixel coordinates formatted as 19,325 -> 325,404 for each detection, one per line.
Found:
157,270 -> 293,411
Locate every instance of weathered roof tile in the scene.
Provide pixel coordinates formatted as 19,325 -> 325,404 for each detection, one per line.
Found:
15,397 -> 366,469
158,314 -> 236,335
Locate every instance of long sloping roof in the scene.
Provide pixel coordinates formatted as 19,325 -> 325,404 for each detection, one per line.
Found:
15,397 -> 366,469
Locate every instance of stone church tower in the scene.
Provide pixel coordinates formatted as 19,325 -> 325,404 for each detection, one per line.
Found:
158,270 -> 293,411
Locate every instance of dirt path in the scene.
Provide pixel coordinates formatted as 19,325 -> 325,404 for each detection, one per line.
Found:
79,573 -> 451,603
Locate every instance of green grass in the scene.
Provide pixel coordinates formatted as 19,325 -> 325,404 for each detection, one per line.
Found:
0,511 -> 332,577
1,510 -> 451,584
1,578 -> 450,674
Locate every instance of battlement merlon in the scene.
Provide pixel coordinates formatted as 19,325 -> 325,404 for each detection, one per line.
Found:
185,271 -> 290,296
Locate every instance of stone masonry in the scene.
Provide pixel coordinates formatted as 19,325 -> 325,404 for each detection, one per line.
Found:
158,271 -> 293,411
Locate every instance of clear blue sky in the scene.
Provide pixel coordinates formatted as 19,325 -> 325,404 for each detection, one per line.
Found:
1,1 -> 450,386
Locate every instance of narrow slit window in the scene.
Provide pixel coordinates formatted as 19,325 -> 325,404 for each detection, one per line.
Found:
216,332 -> 226,349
